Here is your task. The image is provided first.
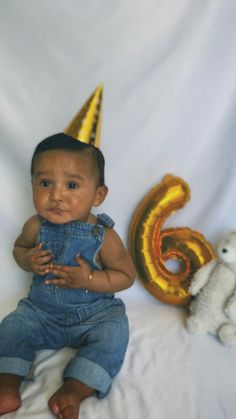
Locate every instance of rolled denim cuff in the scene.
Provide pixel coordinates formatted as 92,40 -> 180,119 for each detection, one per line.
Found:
0,357 -> 31,377
63,356 -> 112,398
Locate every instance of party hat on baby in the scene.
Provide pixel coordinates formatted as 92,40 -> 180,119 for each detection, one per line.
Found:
64,84 -> 103,148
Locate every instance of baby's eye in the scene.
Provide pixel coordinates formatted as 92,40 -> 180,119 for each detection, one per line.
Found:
40,180 -> 52,188
67,182 -> 79,190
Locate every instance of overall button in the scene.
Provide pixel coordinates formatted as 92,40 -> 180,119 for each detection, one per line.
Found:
91,225 -> 102,236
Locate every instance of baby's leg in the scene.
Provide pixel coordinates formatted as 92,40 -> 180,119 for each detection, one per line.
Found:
0,373 -> 22,414
48,378 -> 93,419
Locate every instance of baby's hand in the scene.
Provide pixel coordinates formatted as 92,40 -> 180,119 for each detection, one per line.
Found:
44,255 -> 91,288
25,243 -> 53,275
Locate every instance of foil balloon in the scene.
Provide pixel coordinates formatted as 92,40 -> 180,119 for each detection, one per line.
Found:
64,84 -> 103,148
129,174 -> 215,306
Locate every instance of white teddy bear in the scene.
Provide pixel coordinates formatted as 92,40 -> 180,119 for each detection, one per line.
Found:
186,231 -> 236,347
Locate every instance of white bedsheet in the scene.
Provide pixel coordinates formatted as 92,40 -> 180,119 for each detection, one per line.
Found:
3,302 -> 236,419
0,1 -> 236,418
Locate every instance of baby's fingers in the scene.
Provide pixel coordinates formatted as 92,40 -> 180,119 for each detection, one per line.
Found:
37,253 -> 53,265
32,250 -> 53,262
33,266 -> 51,276
44,278 -> 67,287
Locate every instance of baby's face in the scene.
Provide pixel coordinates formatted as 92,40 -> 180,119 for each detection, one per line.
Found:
31,149 -> 106,224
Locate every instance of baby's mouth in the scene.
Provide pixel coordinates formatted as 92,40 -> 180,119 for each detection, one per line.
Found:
48,207 -> 65,215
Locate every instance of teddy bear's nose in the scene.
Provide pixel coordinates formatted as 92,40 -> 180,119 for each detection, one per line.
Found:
222,248 -> 228,253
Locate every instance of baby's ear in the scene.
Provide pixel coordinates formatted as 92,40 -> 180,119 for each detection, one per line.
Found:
93,185 -> 108,207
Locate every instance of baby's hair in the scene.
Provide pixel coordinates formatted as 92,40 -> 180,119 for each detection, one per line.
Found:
31,133 -> 105,186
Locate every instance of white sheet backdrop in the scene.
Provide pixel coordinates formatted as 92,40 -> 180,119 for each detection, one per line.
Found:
0,1 -> 236,419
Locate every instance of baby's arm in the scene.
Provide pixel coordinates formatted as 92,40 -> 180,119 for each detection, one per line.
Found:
13,215 -> 53,275
45,227 -> 136,292
91,227 -> 136,292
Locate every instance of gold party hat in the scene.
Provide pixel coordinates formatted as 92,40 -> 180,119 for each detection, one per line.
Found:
64,84 -> 103,148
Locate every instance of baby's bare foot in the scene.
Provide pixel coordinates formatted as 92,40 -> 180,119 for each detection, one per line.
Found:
0,373 -> 22,415
48,378 -> 94,419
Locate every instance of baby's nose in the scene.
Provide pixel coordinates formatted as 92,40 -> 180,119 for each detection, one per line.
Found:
50,186 -> 63,201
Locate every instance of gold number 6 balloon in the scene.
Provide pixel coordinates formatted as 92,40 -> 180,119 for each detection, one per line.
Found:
129,174 -> 215,306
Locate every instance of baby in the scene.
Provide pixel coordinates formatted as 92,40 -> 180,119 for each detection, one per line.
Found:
0,133 -> 136,418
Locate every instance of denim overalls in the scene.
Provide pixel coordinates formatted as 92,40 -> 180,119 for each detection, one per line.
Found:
0,214 -> 129,397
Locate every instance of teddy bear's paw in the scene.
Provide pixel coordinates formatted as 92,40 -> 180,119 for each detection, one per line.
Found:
188,283 -> 200,296
218,324 -> 236,347
186,316 -> 208,334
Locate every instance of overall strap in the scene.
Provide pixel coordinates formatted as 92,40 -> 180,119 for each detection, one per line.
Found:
96,213 -> 115,228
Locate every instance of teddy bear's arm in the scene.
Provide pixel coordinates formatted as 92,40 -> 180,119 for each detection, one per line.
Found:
225,286 -> 236,321
189,259 -> 217,295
